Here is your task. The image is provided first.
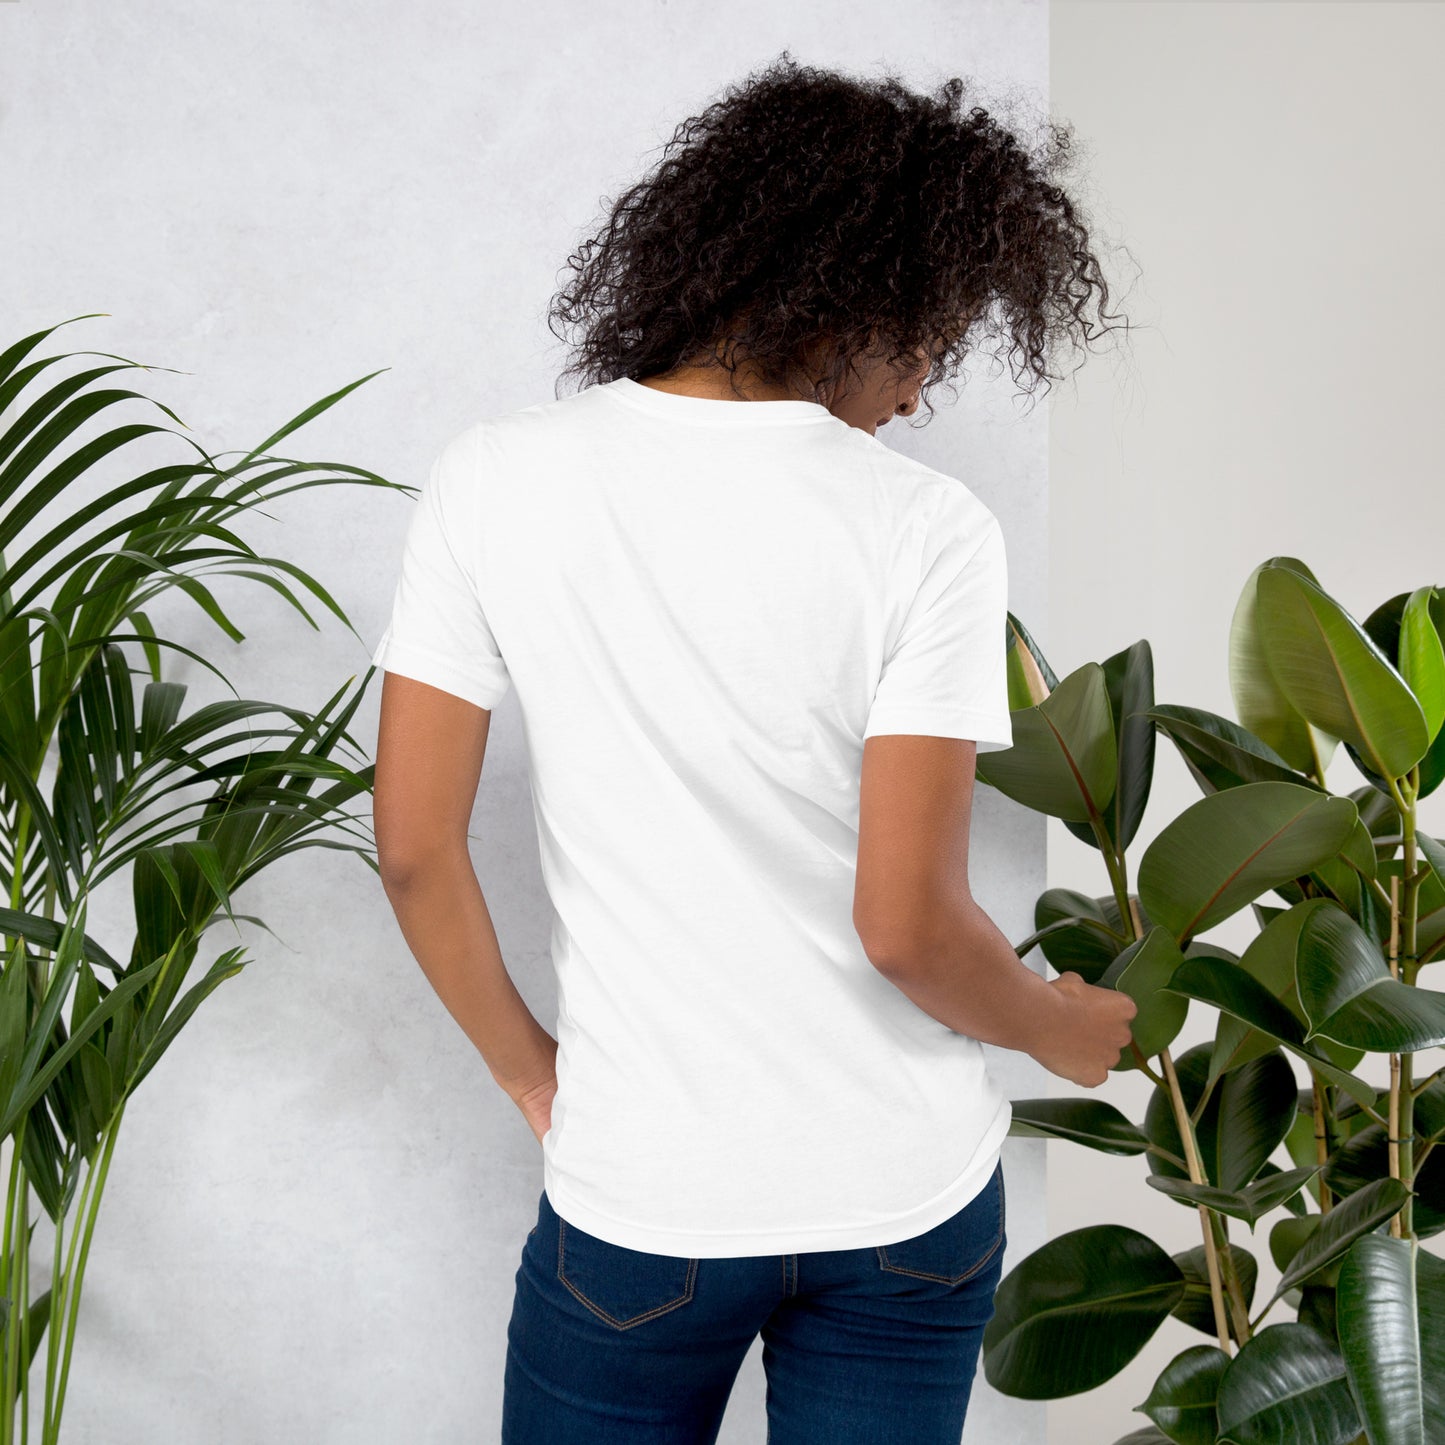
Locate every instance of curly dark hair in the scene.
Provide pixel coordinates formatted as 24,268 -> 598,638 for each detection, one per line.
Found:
547,51 -> 1132,421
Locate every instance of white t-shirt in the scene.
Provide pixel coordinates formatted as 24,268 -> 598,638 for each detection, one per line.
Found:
371,375 -> 1015,1258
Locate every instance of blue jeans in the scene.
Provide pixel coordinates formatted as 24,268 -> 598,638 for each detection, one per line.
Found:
501,1160 -> 1006,1444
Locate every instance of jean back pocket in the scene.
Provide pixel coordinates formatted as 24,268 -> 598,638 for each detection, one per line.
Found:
875,1163 -> 1006,1285
556,1216 -> 699,1329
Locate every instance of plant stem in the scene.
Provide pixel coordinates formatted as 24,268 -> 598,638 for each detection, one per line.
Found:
2,1118 -> 24,1445
1312,1075 -> 1333,1215
1209,1210 -> 1252,1344
1099,831 -> 1136,949
16,1158 -> 27,1445
1128,1042 -> 1166,1088
46,1103 -> 125,1445
1160,1046 -> 1231,1353
1384,771 -> 1422,1242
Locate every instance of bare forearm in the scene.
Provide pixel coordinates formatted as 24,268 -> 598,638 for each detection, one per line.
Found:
871,894 -> 1065,1057
380,852 -> 556,1101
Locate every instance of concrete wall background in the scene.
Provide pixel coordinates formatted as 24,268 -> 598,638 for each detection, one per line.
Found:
0,2 -> 1051,1440
1048,4 -> 1445,1442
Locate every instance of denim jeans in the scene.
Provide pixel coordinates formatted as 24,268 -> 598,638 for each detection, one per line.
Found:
501,1160 -> 1006,1444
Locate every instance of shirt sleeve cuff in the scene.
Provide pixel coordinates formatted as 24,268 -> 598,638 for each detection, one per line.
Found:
370,635 -> 509,712
862,705 -> 1014,751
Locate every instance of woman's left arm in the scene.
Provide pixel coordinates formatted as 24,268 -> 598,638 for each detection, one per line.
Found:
374,670 -> 557,1142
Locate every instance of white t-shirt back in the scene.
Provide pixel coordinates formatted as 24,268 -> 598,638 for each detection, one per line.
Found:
371,375 -> 1015,1258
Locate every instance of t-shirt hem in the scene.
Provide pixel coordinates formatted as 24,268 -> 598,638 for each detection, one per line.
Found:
540,1095 -> 1012,1258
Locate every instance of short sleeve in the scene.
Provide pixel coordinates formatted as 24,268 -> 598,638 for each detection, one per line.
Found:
369,428 -> 512,711
863,493 -> 1013,750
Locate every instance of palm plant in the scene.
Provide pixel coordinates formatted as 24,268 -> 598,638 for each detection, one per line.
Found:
980,560 -> 1445,1444
0,316 -> 394,1442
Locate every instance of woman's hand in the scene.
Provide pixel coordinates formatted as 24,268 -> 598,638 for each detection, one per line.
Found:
511,1071 -> 557,1146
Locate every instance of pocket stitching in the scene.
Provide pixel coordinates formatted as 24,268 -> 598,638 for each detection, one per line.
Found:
875,1167 -> 1006,1285
556,1219 -> 698,1329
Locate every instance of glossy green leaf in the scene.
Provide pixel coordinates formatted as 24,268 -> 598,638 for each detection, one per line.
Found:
1363,589 -> 1445,798
1296,900 -> 1445,1052
1230,557 -> 1339,775
1256,564 -> 1430,782
1145,1165 -> 1321,1229
1172,1243 -> 1258,1345
1138,1343 -> 1229,1445
1165,956 -> 1378,1110
1145,704 -> 1312,794
1144,1043 -> 1297,1192
1215,1323 -> 1360,1445
1137,782 -> 1357,944
1413,1074 -> 1445,1143
1063,639 -> 1156,855
1004,609 -> 1059,710
1398,585 -> 1445,744
1210,900 -> 1316,1079
1007,1098 -> 1149,1155
1323,1126 -> 1445,1239
1099,927 -> 1190,1066
1030,887 -> 1131,984
975,662 -> 1117,823
982,1224 -> 1186,1398
1264,1176 -> 1412,1309
1336,1235 -> 1445,1445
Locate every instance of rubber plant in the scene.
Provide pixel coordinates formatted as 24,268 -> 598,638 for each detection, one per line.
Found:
0,317 -> 394,1442
977,556 -> 1445,1445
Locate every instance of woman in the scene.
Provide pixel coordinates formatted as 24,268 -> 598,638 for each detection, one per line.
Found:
371,51 -> 1136,1445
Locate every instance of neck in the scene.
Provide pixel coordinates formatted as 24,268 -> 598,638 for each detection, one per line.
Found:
636,355 -> 820,404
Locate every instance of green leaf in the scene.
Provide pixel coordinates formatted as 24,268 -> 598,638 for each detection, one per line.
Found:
1029,887 -> 1132,984
1144,1043 -> 1297,1192
1336,1235 -> 1445,1445
1264,1176 -> 1412,1309
1165,956 -> 1378,1110
1210,900 -> 1316,1080
1323,1126 -> 1445,1239
1398,585 -> 1445,745
975,662 -> 1118,823
0,952 -> 165,1138
231,367 -> 390,468
1062,639 -> 1156,855
1137,781 -> 1357,944
1172,1244 -> 1258,1345
1255,563 -> 1431,781
0,908 -> 124,974
982,1224 -> 1186,1398
1215,1322 -> 1360,1445
1138,1344 -> 1230,1445
1006,1098 -> 1149,1155
1145,1166 -> 1321,1229
1230,557 -> 1338,775
1004,609 -> 1060,709
1099,926 -> 1190,1065
126,949 -> 249,1093
1296,901 -> 1445,1052
1145,704 -> 1312,793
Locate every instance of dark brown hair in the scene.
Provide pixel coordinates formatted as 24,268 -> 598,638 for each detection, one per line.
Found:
547,51 -> 1132,420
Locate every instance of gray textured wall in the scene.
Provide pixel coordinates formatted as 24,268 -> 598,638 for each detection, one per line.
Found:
2,1 -> 1051,1441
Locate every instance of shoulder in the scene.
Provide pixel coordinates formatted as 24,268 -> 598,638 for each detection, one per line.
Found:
842,433 -> 1004,565
828,424 -> 1001,525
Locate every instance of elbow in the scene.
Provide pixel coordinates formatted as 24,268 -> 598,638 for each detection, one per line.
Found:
377,841 -> 465,894
854,893 -> 979,978
854,913 -> 941,979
